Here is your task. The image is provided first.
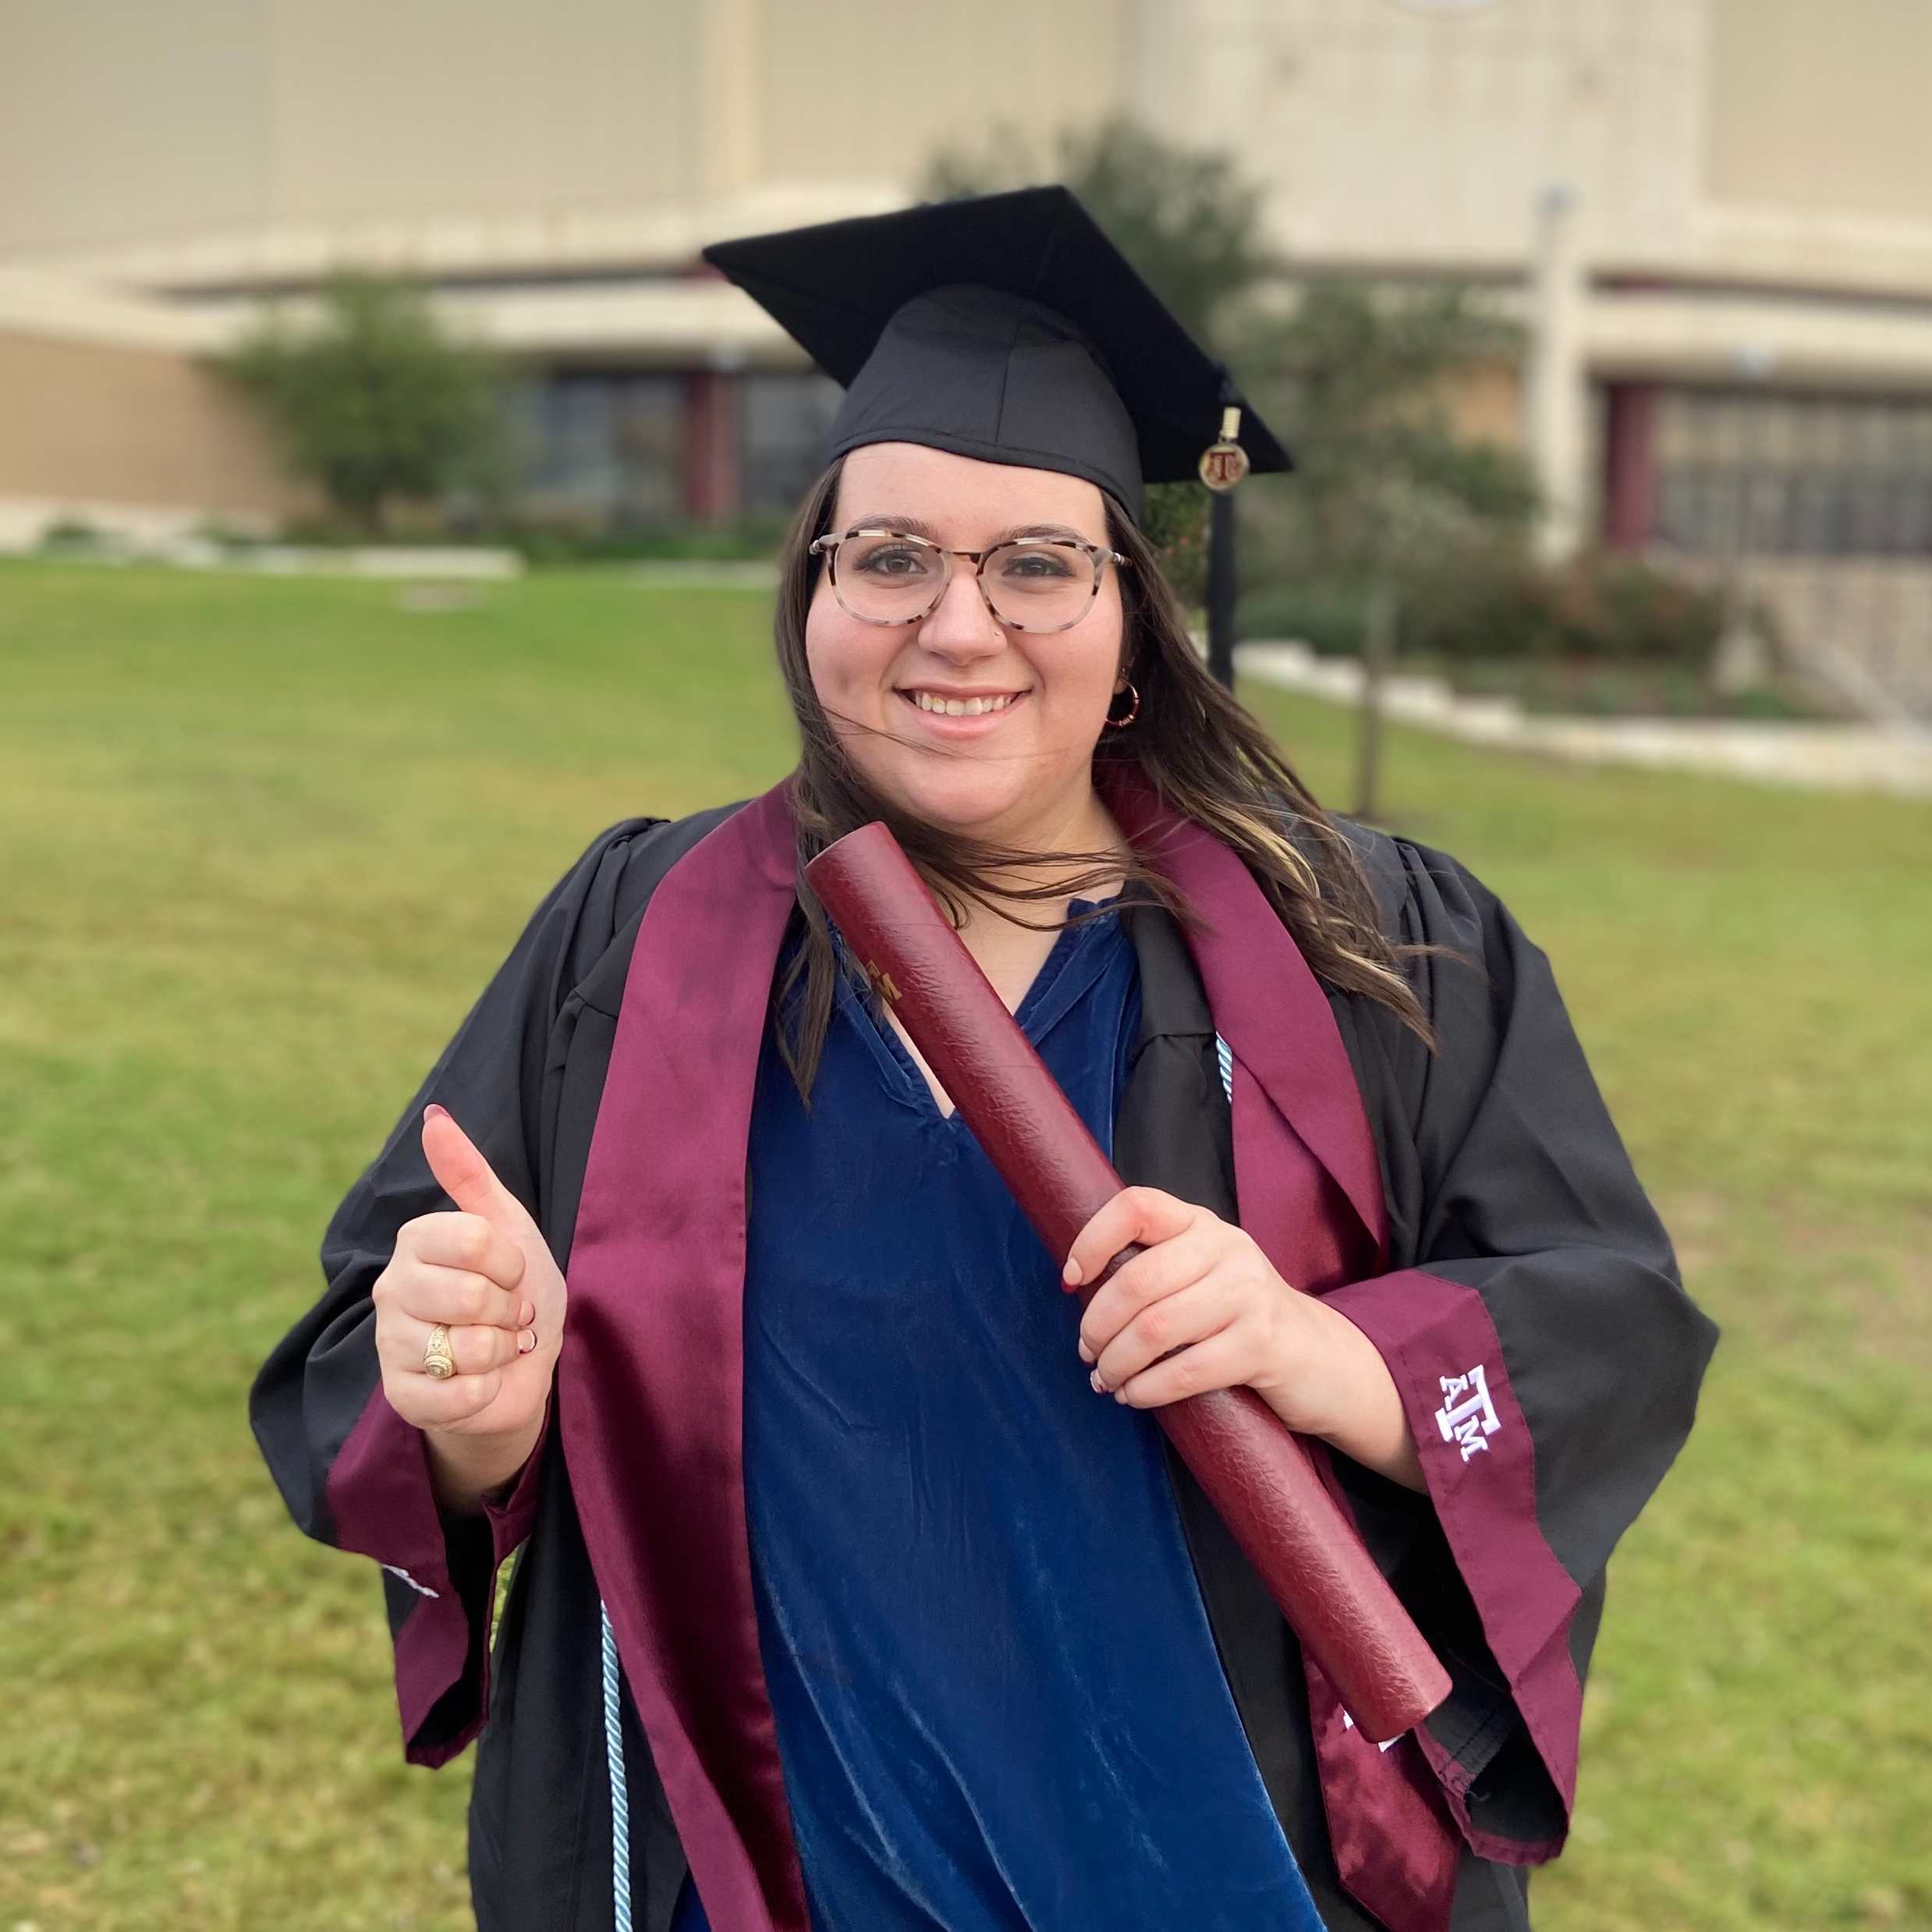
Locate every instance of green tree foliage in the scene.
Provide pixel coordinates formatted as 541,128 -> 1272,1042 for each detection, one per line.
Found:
1403,550 -> 1725,665
923,119 -> 1535,622
222,273 -> 505,534
1232,282 -> 1537,812
1235,279 -> 1537,607
926,116 -> 1267,346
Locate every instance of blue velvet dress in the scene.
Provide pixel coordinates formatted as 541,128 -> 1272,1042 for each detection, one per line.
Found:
676,908 -> 1323,1931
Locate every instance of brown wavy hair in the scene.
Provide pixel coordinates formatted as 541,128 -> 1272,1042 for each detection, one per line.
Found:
774,459 -> 1429,1095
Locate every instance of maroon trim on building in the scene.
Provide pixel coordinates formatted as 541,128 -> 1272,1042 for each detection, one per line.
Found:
1601,381 -> 1657,551
683,368 -> 743,523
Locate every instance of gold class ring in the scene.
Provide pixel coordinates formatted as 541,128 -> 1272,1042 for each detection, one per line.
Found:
423,1324 -> 457,1380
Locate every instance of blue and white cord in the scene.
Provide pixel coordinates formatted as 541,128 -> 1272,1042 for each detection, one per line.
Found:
600,1601 -> 633,1931
1215,1033 -> 1235,1104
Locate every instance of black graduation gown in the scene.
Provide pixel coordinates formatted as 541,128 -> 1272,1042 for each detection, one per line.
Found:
250,803 -> 1715,1932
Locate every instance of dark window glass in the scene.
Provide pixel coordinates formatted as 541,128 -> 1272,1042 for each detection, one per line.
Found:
741,373 -> 843,513
1653,387 -> 1932,557
510,370 -> 683,526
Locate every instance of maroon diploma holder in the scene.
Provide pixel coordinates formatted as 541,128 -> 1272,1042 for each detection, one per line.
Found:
806,823 -> 1452,1742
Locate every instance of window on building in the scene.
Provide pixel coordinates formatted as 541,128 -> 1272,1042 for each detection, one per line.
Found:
1654,388 -> 1932,557
741,372 -> 843,514
509,367 -> 842,527
510,371 -> 684,527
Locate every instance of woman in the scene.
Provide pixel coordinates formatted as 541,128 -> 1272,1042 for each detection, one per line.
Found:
253,190 -> 1715,1932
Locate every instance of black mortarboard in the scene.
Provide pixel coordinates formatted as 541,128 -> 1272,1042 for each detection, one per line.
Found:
701,186 -> 1289,523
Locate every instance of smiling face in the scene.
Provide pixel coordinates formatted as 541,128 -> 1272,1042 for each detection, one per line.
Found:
805,441 -> 1128,850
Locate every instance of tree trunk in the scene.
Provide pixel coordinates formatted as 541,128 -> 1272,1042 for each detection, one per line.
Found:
1353,580 -> 1397,824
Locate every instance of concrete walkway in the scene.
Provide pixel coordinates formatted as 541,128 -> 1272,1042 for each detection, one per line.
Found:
628,558 -> 779,590
1236,641 -> 1932,800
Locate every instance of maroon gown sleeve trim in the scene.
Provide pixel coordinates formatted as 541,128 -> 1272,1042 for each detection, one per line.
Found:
1323,1266 -> 1582,1856
326,1379 -> 549,1767
480,1410 -> 548,1553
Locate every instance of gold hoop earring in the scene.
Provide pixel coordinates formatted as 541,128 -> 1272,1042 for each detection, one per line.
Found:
1104,679 -> 1141,729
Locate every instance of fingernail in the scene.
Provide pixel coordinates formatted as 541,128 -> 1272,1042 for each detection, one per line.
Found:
518,1328 -> 537,1354
1089,1368 -> 1107,1395
424,1103 -> 450,1123
1063,1258 -> 1083,1288
1113,1389 -> 1128,1405
1077,1338 -> 1095,1365
520,1299 -> 535,1328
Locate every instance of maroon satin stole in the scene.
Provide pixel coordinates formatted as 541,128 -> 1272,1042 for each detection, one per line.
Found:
558,776 -> 1459,1932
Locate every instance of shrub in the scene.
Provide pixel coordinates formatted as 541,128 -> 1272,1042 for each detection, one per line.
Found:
1563,554 -> 1725,662
222,274 -> 505,534
1241,551 -> 1725,668
36,516 -> 115,556
1235,582 -> 1371,655
1404,551 -> 1725,665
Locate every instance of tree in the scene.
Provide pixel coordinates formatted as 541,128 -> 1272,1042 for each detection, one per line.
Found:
1236,280 -> 1534,591
926,116 -> 1268,347
924,118 -> 1540,809
923,122 -> 1534,591
1234,281 -> 1538,814
222,272 -> 505,534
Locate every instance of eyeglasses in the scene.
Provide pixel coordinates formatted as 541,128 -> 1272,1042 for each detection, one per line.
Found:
809,526 -> 1129,633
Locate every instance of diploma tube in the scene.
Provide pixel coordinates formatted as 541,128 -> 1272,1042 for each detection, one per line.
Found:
806,822 -> 1452,1743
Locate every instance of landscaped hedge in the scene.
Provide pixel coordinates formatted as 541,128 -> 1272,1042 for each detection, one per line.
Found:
1239,551 -> 1725,666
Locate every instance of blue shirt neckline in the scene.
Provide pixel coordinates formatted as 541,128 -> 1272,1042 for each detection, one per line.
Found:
837,897 -> 1129,1122
718,905 -> 1325,1932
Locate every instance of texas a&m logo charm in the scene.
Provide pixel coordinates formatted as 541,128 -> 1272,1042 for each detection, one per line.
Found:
1198,406 -> 1251,492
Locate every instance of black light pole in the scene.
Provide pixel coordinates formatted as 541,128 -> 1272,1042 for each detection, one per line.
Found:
1206,487 -> 1238,690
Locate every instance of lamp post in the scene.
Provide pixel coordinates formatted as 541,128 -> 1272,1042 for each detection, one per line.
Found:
1206,490 -> 1238,689
1712,343 -> 1778,696
1200,402 -> 1250,690
1526,179 -> 1586,562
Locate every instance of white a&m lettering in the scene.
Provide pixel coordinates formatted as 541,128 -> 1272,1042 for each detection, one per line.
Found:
1434,1364 -> 1502,1462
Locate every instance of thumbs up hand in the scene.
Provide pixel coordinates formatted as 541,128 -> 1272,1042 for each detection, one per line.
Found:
370,1104 -> 566,1508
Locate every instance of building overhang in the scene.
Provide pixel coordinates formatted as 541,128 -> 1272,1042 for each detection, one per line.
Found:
11,183 -> 909,304
18,222 -> 1932,398
0,269 -> 225,353
1583,283 -> 1932,394
439,279 -> 803,368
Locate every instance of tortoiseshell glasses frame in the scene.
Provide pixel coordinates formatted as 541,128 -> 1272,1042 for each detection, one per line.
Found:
809,526 -> 1131,633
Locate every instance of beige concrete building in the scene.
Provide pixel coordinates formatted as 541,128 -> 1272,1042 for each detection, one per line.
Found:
8,0 -> 1932,706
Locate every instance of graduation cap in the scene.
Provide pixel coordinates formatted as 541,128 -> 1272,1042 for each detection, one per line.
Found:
700,186 -> 1289,526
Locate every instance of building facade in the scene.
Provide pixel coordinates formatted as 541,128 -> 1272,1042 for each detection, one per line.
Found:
8,0 -> 1932,698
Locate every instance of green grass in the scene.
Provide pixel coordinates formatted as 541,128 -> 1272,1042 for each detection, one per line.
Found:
2,560 -> 1927,1930
1252,690 -> 1932,1930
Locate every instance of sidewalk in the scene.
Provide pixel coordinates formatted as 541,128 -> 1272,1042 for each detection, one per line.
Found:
1236,642 -> 1932,800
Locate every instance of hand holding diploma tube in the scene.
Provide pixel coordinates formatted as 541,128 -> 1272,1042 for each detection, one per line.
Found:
806,821 -> 1452,1742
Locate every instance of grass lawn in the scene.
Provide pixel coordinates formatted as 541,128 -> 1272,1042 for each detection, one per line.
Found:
2,560 -> 1927,1930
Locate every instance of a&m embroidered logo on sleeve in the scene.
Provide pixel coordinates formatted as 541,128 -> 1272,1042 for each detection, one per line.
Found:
1434,1365 -> 1503,1462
